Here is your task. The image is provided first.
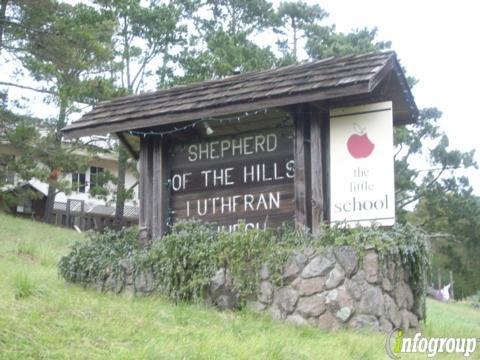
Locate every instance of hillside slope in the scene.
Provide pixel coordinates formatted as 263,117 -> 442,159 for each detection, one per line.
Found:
0,214 -> 478,359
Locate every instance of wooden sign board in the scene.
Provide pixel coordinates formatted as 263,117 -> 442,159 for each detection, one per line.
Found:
169,127 -> 294,231
329,101 -> 395,226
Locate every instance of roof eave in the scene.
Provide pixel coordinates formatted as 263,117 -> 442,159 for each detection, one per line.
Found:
62,82 -> 371,139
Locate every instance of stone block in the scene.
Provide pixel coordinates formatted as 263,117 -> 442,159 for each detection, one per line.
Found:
258,281 -> 274,304
325,265 -> 346,289
273,287 -> 299,314
216,293 -> 239,310
286,314 -> 309,326
326,286 -> 355,321
349,314 -> 379,331
344,270 -> 369,301
293,251 -> 308,269
104,273 -> 124,294
401,309 -> 419,330
282,260 -> 300,284
296,294 -> 326,317
384,294 -> 401,328
247,301 -> 267,312
363,251 -> 380,284
292,276 -> 326,296
260,264 -> 270,280
333,246 -> 358,276
134,271 -> 155,293
394,282 -> 414,310
301,255 -> 335,279
382,278 -> 393,292
317,311 -> 341,331
379,317 -> 393,333
358,286 -> 384,317
303,247 -> 316,258
335,307 -> 353,322
270,306 -> 286,321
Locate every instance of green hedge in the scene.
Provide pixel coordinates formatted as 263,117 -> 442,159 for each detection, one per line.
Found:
58,227 -> 140,285
59,220 -> 430,311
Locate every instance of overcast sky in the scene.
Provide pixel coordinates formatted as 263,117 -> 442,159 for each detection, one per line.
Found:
3,0 -> 479,192
308,0 -> 480,192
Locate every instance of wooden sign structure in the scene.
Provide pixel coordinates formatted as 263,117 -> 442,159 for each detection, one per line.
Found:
135,105 -> 330,237
62,51 -> 418,241
329,101 -> 396,226
169,127 -> 295,231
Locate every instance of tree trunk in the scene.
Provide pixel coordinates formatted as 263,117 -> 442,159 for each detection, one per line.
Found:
0,0 -> 9,53
292,17 -> 297,61
43,184 -> 56,224
114,144 -> 128,230
43,96 -> 67,223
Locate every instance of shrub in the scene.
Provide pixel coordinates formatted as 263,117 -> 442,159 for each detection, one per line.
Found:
467,290 -> 480,308
142,221 -> 311,302
58,227 -> 140,285
59,220 -> 430,312
216,223 -> 309,299
141,220 -> 219,302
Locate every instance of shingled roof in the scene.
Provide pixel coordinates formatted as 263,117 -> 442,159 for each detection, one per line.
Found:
62,51 -> 417,138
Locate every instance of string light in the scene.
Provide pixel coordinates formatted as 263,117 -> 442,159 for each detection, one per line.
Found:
127,108 -> 305,138
128,108 -> 312,138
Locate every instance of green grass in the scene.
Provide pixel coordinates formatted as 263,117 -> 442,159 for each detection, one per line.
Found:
0,213 -> 479,359
13,272 -> 37,299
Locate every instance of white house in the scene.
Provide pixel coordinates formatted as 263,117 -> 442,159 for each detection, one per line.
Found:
0,140 -> 139,229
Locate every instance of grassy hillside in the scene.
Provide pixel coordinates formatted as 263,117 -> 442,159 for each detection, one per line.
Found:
0,214 -> 479,359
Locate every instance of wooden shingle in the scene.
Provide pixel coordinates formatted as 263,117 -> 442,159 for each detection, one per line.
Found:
62,51 -> 417,138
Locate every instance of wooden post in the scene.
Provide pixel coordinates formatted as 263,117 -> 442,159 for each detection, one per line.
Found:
138,136 -> 153,245
293,104 -> 311,231
310,107 -> 324,236
321,111 -> 330,223
151,137 -> 169,241
138,135 -> 169,244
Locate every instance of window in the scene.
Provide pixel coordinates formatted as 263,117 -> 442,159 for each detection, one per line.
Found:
72,172 -> 86,193
89,166 -> 104,194
0,154 -> 15,185
17,199 -> 32,214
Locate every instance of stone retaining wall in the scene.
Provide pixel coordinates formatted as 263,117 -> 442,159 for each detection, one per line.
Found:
209,246 -> 421,332
94,246 -> 421,333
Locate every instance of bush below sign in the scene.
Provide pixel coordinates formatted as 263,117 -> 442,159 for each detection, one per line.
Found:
58,221 -> 429,332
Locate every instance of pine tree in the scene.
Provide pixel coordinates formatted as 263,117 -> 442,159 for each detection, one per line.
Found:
11,1 -> 116,223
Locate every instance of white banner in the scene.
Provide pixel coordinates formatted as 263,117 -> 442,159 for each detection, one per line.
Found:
329,101 -> 395,227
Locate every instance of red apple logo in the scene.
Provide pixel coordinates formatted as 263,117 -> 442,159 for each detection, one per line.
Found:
347,124 -> 375,159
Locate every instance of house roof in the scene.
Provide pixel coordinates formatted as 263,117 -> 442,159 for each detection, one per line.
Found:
62,51 -> 417,139
53,201 -> 139,219
19,180 -> 139,219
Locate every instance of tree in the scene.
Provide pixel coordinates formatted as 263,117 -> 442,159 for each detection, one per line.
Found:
203,0 -> 273,35
273,1 -> 328,62
0,101 -> 39,194
0,0 -> 8,52
394,107 -> 476,221
176,30 -> 276,84
94,0 -> 187,229
12,1 -> 116,223
0,101 -> 74,211
301,20 -> 475,225
411,191 -> 480,298
305,26 -> 391,59
173,0 -> 276,83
